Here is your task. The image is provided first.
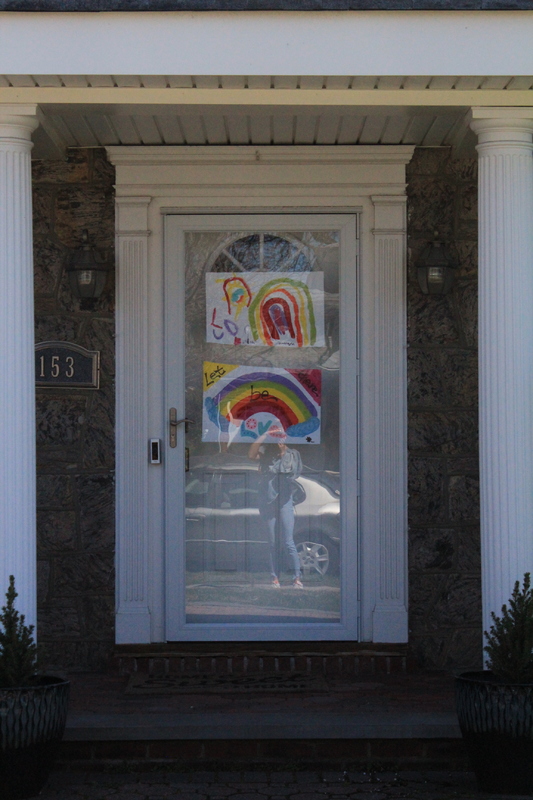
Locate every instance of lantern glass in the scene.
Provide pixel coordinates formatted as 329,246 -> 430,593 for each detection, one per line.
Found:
416,240 -> 457,296
78,270 -> 94,286
67,231 -> 108,300
68,267 -> 108,299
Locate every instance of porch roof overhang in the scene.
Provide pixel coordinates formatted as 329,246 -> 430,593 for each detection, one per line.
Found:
1,9 -> 532,158
2,11 -> 533,76
0,1 -> 531,9
2,77 -> 531,159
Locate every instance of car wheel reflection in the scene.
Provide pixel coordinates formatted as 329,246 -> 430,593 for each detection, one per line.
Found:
297,541 -> 330,576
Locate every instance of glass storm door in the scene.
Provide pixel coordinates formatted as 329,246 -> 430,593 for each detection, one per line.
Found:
164,215 -> 359,641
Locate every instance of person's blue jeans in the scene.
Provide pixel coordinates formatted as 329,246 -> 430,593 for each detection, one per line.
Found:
263,497 -> 301,580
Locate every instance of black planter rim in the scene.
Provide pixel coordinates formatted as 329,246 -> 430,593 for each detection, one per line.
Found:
0,675 -> 69,692
456,670 -> 533,687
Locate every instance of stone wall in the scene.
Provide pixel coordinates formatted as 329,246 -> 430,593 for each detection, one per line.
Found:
34,149 -> 116,672
407,147 -> 481,671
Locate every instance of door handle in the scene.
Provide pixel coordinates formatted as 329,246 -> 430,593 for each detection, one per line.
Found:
169,408 -> 195,448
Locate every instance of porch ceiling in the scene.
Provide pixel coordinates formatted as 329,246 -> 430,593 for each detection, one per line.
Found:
6,74 -> 530,158
33,105 -> 477,159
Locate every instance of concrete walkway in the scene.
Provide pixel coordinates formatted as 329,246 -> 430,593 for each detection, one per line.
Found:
40,769 -> 527,800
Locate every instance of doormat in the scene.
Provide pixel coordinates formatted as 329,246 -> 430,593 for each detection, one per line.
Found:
126,671 -> 329,694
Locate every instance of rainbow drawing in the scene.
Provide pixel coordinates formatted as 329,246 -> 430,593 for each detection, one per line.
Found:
222,276 -> 252,320
206,272 -> 324,347
202,362 -> 321,444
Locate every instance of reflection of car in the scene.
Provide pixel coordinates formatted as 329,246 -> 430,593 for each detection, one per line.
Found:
185,453 -> 340,576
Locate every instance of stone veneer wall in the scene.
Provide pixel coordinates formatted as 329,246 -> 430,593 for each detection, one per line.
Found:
407,147 -> 481,671
32,145 -> 480,672
34,149 -> 116,672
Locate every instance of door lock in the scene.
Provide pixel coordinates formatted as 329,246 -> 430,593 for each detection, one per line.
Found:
169,408 -> 195,448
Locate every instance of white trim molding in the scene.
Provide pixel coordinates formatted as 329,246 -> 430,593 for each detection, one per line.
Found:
0,103 -> 39,627
368,196 -> 408,643
108,145 -> 414,644
470,107 -> 533,639
115,196 -> 152,644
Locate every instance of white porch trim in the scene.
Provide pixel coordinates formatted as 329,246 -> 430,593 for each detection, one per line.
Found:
369,195 -> 408,644
1,88 -> 533,109
114,196 -> 152,644
108,144 -> 413,644
1,11 -> 533,77
0,104 -> 39,627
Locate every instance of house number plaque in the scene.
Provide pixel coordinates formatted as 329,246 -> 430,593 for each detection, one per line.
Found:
35,341 -> 100,389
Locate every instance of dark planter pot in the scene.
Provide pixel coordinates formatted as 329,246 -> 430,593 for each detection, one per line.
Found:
0,676 -> 69,800
456,671 -> 533,794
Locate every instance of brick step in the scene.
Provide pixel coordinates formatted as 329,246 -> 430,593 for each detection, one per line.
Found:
58,737 -> 467,771
114,643 -> 413,677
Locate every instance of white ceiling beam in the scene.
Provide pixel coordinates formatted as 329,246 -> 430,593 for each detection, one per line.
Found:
247,77 -> 271,90
4,75 -> 36,87
402,76 -> 431,90
34,107 -> 71,158
444,110 -> 473,156
1,87 -> 533,107
61,75 -> 91,88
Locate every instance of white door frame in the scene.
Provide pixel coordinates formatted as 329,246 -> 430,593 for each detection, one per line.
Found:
107,145 -> 414,645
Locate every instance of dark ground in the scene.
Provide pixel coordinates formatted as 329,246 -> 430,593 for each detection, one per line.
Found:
38,769 -> 532,800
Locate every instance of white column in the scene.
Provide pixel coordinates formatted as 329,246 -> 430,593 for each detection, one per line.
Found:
369,195 -> 408,643
115,196 -> 152,643
470,108 -> 533,637
0,105 -> 38,627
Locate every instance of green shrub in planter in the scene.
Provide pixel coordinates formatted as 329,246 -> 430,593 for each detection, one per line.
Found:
0,576 -> 69,800
484,572 -> 533,683
456,573 -> 533,794
0,576 -> 39,688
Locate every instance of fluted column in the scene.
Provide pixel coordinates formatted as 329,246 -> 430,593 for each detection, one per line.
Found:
114,196 -> 152,643
370,195 -> 408,642
470,108 -> 533,637
0,105 -> 39,627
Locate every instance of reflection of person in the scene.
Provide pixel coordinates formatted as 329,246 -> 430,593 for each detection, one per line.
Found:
249,431 -> 303,588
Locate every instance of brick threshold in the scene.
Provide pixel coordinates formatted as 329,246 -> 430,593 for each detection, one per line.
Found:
115,643 -> 408,657
115,643 -> 412,677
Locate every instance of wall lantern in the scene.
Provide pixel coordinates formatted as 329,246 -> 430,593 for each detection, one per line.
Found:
416,233 -> 457,296
67,230 -> 108,305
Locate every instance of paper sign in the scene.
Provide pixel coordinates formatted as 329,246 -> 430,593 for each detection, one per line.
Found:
206,272 -> 325,347
202,362 -> 321,444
